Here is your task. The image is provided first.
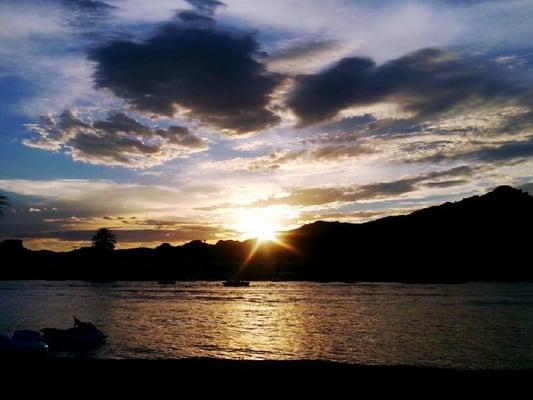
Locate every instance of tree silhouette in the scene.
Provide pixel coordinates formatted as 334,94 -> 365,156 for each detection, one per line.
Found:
91,228 -> 117,251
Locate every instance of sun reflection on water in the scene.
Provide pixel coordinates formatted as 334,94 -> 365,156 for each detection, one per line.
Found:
1,281 -> 532,368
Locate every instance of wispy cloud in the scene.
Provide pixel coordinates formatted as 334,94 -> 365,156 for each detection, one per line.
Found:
251,166 -> 476,207
23,110 -> 207,168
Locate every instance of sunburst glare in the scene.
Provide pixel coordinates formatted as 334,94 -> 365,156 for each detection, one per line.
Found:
234,208 -> 283,242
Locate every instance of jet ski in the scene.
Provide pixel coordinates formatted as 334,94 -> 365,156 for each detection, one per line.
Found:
41,317 -> 107,349
0,330 -> 49,357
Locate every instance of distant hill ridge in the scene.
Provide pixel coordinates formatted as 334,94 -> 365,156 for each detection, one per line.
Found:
294,185 -> 533,232
1,186 -> 532,282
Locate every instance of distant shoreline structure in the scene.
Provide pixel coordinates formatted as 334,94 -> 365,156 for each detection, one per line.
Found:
1,186 -> 532,283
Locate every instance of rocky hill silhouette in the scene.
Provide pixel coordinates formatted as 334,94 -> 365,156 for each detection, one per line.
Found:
1,186 -> 532,282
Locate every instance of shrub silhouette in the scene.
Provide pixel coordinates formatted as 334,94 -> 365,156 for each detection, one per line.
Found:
91,228 -> 117,251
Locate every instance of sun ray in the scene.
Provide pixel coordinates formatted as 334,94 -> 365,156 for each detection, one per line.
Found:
233,208 -> 283,242
228,207 -> 302,277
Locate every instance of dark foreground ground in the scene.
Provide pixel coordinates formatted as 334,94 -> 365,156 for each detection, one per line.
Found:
0,357 -> 531,395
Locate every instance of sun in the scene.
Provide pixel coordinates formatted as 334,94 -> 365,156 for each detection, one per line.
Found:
234,208 -> 282,242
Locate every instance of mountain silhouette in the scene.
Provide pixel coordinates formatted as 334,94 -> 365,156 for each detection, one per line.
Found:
1,186 -> 532,282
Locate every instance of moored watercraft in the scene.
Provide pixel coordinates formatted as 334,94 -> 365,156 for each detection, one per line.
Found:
41,317 -> 106,349
222,280 -> 250,287
0,330 -> 49,357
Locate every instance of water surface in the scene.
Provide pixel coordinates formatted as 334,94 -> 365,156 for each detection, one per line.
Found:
0,281 -> 531,368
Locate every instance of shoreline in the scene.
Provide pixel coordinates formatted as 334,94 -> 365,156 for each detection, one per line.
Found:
1,358 -> 531,395
2,278 -> 532,283
2,357 -> 531,377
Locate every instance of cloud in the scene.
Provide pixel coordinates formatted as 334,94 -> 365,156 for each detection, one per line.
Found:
56,0 -> 116,22
175,10 -> 217,27
288,48 -> 531,126
415,137 -> 533,164
90,22 -> 283,134
0,0 -> 124,121
0,179 -> 187,217
298,210 -> 386,223
252,166 -> 475,206
498,110 -> 533,134
461,139 -> 533,163
184,0 -> 225,16
264,38 -> 342,73
273,144 -> 374,164
59,0 -> 114,11
0,178 -> 240,247
422,179 -> 469,188
204,143 -> 374,172
23,110 -> 207,168
267,39 -> 338,63
15,226 -> 227,244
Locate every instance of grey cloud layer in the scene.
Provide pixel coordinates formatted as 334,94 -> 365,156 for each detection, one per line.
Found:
419,136 -> 533,164
253,166 -> 475,207
24,111 -> 206,168
288,48 -> 531,126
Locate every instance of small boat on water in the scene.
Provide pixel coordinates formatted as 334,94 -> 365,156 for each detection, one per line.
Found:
0,330 -> 49,357
41,317 -> 106,349
222,279 -> 250,287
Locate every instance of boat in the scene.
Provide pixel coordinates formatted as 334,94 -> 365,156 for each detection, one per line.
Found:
41,317 -> 106,349
0,330 -> 49,357
222,279 -> 250,287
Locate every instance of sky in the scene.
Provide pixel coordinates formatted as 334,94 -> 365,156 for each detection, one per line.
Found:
0,0 -> 532,251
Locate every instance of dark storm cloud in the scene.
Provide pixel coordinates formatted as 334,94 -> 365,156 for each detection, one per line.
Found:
90,23 -> 282,134
253,166 -> 475,207
288,48 -> 531,126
